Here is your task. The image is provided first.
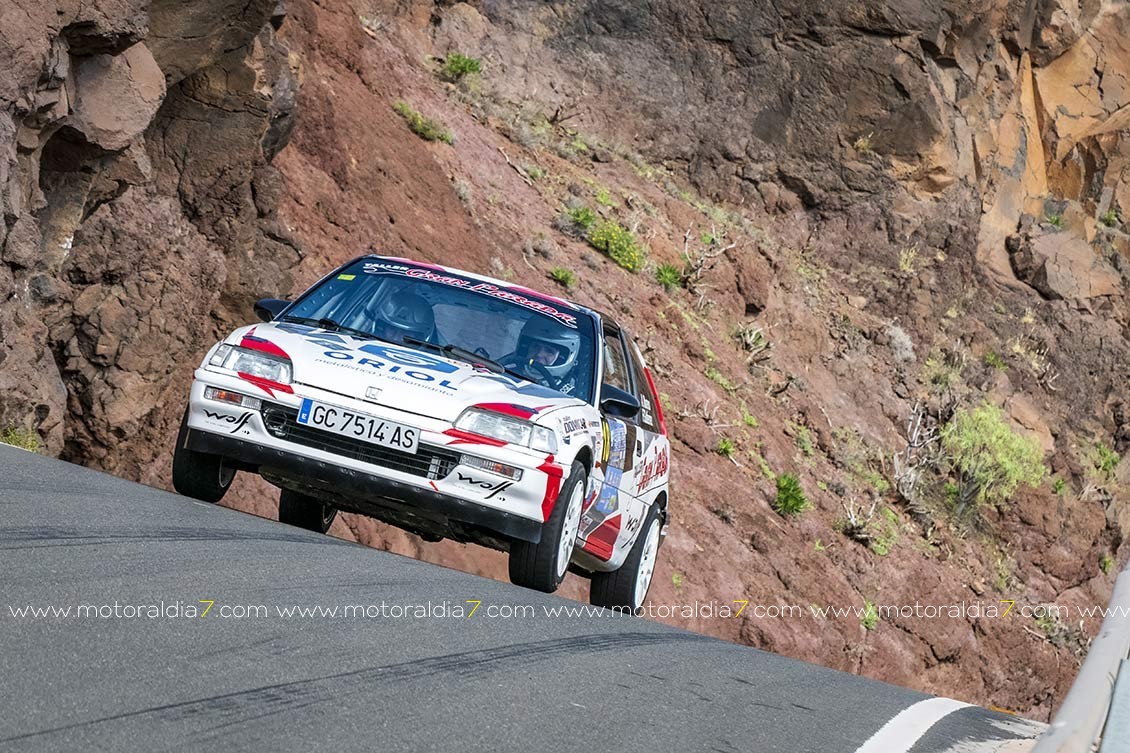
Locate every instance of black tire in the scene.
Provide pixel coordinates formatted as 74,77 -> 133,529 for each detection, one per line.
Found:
278,488 -> 337,533
171,410 -> 234,503
590,502 -> 663,613
509,460 -> 586,593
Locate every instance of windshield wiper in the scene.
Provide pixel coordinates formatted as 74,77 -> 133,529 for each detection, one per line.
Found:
401,337 -> 529,381
281,316 -> 386,342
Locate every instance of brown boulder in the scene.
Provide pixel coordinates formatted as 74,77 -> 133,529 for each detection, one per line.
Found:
70,43 -> 165,151
1009,230 -> 1123,303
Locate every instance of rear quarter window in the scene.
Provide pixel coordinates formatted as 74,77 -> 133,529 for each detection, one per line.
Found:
625,335 -> 660,434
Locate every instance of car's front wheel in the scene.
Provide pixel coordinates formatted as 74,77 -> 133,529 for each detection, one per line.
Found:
590,503 -> 663,613
509,460 -> 585,593
172,410 -> 235,503
278,488 -> 338,533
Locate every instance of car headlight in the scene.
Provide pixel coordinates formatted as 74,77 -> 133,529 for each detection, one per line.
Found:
454,408 -> 558,454
209,344 -> 292,384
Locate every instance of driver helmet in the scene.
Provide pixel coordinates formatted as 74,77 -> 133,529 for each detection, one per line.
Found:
515,315 -> 581,380
373,288 -> 434,342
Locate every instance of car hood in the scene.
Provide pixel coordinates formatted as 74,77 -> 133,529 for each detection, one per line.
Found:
226,322 -> 587,423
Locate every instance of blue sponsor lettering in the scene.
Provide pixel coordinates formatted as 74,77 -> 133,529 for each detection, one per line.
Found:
317,349 -> 457,390
358,343 -> 458,373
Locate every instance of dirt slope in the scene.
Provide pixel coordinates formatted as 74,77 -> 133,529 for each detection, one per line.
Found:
1,0 -> 1128,719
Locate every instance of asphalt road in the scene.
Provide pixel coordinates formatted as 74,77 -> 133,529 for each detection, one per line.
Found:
0,445 -> 1045,752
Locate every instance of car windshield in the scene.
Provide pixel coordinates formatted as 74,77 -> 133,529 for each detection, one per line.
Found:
283,259 -> 598,402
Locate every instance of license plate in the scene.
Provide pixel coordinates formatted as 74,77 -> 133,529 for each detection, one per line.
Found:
296,399 -> 419,454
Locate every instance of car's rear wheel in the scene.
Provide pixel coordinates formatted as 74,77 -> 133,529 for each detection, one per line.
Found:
172,410 -> 235,503
509,460 -> 585,593
590,503 -> 663,613
278,488 -> 338,533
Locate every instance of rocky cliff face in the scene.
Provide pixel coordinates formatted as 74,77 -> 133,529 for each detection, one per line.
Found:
2,0 -> 1128,719
0,0 -> 299,473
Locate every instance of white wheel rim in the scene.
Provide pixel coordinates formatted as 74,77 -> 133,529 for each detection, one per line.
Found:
633,519 -> 661,610
556,482 -> 584,578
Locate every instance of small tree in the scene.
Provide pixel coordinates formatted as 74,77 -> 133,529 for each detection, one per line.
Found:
941,404 -> 1046,518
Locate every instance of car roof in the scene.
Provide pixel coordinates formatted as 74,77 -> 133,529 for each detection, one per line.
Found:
359,254 -> 606,324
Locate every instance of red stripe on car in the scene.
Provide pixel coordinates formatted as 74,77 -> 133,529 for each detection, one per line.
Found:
583,516 -> 621,561
237,372 -> 294,397
475,402 -> 538,420
239,335 -> 290,361
643,367 -> 667,436
539,456 -> 563,521
441,428 -> 508,447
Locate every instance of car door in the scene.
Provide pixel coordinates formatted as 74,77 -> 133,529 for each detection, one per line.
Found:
578,323 -> 648,561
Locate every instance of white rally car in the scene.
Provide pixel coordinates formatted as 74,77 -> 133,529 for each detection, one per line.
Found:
173,256 -> 671,610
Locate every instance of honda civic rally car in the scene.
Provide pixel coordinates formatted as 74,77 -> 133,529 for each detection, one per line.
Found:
172,255 -> 671,610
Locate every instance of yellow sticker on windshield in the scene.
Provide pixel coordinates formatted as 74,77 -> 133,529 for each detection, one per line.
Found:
337,274 -> 356,281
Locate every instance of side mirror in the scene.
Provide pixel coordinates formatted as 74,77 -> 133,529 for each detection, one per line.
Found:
600,384 -> 641,419
253,298 -> 289,322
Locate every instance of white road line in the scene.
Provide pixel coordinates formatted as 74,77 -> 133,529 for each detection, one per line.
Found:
853,697 -> 973,753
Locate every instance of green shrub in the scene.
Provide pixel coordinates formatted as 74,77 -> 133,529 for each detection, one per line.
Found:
549,267 -> 575,290
752,451 -> 775,481
655,263 -> 681,291
983,350 -> 1008,371
554,206 -> 597,239
940,404 -> 1047,518
861,600 -> 879,631
1093,442 -> 1120,481
716,437 -> 736,458
441,53 -> 481,82
898,246 -> 918,274
1100,553 -> 1115,575
869,508 -> 900,556
1100,209 -> 1120,228
789,422 -> 814,457
923,354 -> 960,391
392,101 -> 454,144
588,221 -> 646,272
704,367 -> 736,395
567,206 -> 596,230
0,425 -> 41,452
773,473 -> 810,517
1051,477 -> 1066,495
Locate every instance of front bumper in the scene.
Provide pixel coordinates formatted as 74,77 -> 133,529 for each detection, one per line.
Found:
184,428 -> 542,544
185,369 -> 562,546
